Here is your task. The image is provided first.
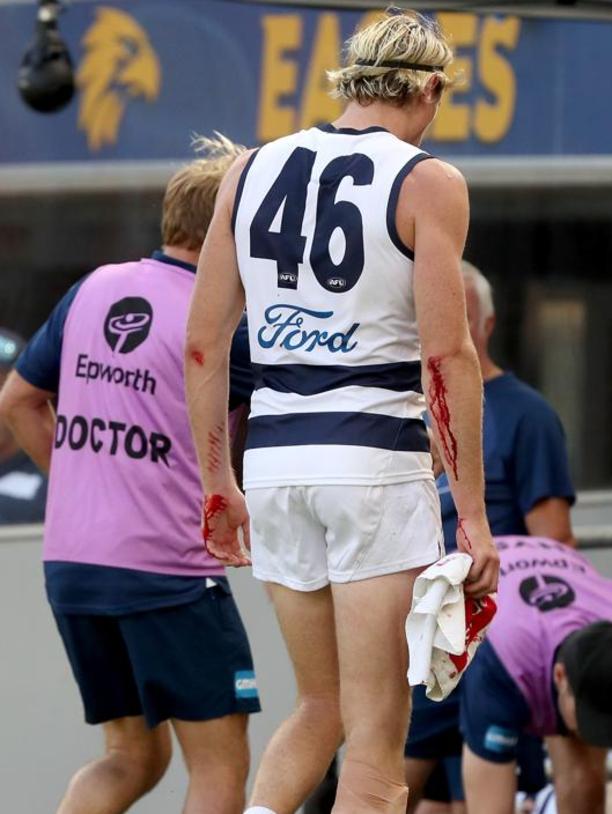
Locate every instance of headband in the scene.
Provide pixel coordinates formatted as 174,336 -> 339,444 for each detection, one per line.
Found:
354,60 -> 443,72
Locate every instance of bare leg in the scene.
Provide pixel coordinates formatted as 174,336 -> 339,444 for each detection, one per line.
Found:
404,758 -> 436,813
462,745 -> 515,814
547,735 -> 607,814
304,756 -> 339,814
332,569 -> 424,814
56,716 -> 171,814
414,803 -> 464,814
173,714 -> 250,814
249,584 -> 343,814
409,760 -> 466,814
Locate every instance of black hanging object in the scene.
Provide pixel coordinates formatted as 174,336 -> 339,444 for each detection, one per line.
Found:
17,1 -> 75,114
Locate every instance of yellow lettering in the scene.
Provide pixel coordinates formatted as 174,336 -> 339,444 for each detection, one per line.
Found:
257,15 -> 302,143
358,10 -> 386,29
474,17 -> 520,143
431,13 -> 477,141
300,14 -> 343,129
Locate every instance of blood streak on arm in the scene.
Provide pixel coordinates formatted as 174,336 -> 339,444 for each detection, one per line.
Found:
427,355 -> 459,481
457,517 -> 472,551
207,423 -> 224,474
190,350 -> 205,366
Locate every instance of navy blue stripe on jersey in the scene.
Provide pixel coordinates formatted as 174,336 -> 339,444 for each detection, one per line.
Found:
229,314 -> 254,409
231,150 -> 260,235
245,412 -> 430,452
386,153 -> 434,261
253,361 -> 423,395
317,123 -> 389,136
151,250 -> 196,274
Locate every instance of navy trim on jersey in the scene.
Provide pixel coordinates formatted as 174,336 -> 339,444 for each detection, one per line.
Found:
253,361 -> 423,395
151,249 -> 196,273
387,153 -> 434,261
231,150 -> 260,235
246,412 -> 429,452
229,314 -> 254,409
317,123 -> 389,136
45,561 -> 210,615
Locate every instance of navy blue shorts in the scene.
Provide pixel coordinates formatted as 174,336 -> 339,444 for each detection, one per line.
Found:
405,685 -> 464,802
405,685 -> 463,760
460,639 -> 531,763
422,756 -> 464,803
53,578 -> 261,728
406,646 -> 546,801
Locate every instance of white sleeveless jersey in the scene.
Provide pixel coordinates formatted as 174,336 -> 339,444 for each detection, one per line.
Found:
233,124 -> 434,488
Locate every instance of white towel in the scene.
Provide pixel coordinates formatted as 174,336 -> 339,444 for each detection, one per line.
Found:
406,552 -> 497,701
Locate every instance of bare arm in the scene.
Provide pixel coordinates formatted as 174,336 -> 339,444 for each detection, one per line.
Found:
400,159 -> 498,597
546,735 -> 606,814
0,371 -> 56,474
525,498 -> 577,547
185,152 -> 254,567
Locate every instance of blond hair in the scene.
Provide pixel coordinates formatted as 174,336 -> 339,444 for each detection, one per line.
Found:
161,133 -> 245,250
328,9 -> 455,107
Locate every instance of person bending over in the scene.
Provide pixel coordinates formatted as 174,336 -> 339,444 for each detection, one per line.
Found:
462,535 -> 612,814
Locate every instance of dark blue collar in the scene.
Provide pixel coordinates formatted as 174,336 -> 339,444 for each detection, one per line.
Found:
151,250 -> 197,274
317,123 -> 389,136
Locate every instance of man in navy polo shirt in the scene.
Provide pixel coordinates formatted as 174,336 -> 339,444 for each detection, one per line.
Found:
0,138 -> 260,814
405,262 -> 575,814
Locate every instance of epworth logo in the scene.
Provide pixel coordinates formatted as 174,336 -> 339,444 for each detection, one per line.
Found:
519,575 -> 576,613
104,297 -> 153,354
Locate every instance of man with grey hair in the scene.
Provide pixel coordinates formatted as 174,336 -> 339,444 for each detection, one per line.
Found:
405,261 -> 576,814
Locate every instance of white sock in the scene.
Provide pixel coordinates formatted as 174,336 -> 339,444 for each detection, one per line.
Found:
244,808 -> 278,814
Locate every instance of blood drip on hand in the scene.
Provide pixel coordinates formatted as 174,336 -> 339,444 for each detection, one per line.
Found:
427,356 -> 459,481
203,494 -> 227,542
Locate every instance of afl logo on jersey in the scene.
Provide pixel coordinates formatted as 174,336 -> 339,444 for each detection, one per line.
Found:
104,297 -> 153,354
327,277 -> 347,290
279,272 -> 298,287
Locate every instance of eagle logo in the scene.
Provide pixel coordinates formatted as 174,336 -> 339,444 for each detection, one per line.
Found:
77,7 -> 161,152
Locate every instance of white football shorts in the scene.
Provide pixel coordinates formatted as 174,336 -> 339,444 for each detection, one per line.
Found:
245,479 -> 444,591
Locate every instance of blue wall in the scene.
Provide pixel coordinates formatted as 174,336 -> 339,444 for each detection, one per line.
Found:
1,0 -> 609,163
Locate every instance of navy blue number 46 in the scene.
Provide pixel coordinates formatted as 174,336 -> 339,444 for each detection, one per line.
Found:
250,147 -> 375,293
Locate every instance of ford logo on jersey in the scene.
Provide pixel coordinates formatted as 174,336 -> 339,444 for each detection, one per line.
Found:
257,304 -> 359,353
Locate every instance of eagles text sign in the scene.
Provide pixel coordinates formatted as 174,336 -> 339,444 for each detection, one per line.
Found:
1,0 -> 611,162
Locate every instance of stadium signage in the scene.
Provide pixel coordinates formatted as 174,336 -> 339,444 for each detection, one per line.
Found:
1,1 -> 610,162
258,11 -> 521,146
